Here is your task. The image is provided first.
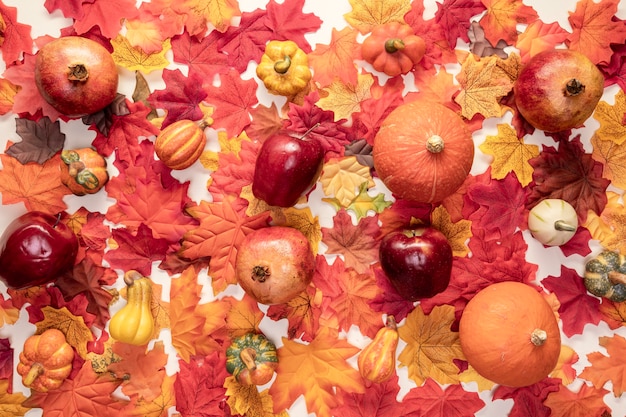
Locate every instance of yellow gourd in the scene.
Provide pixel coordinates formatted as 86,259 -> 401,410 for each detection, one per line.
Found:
357,315 -> 399,384
109,270 -> 154,345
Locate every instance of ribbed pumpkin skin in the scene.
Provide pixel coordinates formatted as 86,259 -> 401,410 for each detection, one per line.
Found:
459,281 -> 561,387
373,101 -> 474,203
154,120 -> 206,169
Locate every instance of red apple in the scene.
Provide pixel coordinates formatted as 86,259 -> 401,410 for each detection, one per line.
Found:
0,211 -> 79,289
252,127 -> 324,207
379,226 -> 452,301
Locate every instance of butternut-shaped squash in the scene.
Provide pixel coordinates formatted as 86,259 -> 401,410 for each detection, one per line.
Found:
357,315 -> 399,384
109,270 -> 155,345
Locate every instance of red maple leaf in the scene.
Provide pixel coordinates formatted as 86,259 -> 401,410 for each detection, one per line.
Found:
528,136 -> 610,224
0,338 -> 13,382
405,2 -> 458,70
204,69 -> 258,137
104,223 -> 170,276
266,285 -> 321,342
208,139 -> 260,201
44,0 -> 94,20
171,31 -> 229,79
541,265 -> 602,337
73,0 -> 139,39
463,171 -> 529,242
332,375 -> 403,416
377,198 -> 432,236
216,8 -> 271,73
174,351 -> 230,417
402,377 -> 485,416
368,264 -> 415,322
493,378 -> 562,417
435,0 -> 487,47
148,69 -> 208,128
264,0 -> 322,53
0,2 -> 34,65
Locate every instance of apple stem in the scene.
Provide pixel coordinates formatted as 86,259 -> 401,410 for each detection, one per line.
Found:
564,79 -> 585,97
554,220 -> 576,232
300,122 -> 321,140
385,39 -> 405,54
67,64 -> 89,83
530,328 -> 548,346
53,213 -> 62,229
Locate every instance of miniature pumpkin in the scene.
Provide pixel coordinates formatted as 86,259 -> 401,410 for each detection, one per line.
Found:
459,281 -> 561,387
226,332 -> 278,385
584,250 -> 626,303
154,119 -> 207,170
60,148 -> 108,195
361,22 -> 426,77
528,198 -> 578,246
373,100 -> 474,203
256,40 -> 312,96
17,328 -> 74,392
109,270 -> 155,345
357,315 -> 399,384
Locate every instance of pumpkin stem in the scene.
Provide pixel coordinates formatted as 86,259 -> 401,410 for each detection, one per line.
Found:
554,220 -> 577,233
240,347 -> 258,371
385,39 -> 405,54
274,55 -> 292,74
251,265 -> 270,283
564,79 -> 585,97
426,135 -> 445,154
124,270 -> 143,286
385,315 -> 397,330
608,270 -> 626,286
67,64 -> 89,82
530,328 -> 548,346
23,362 -> 45,387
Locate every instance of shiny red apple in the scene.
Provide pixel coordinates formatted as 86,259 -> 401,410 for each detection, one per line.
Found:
252,127 -> 324,207
379,226 -> 452,301
0,211 -> 79,289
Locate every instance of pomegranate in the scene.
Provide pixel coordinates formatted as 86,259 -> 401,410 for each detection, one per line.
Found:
235,226 -> 315,305
34,36 -> 118,117
513,49 -> 604,132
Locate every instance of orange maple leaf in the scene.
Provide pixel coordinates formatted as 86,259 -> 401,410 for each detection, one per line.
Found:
308,26 -> 360,88
173,0 -> 241,34
566,0 -> 626,65
516,20 -> 569,63
580,334 -> 626,396
479,0 -> 538,46
268,326 -> 364,417
179,197 -> 270,294
195,297 -> 231,355
0,153 -> 71,214
543,382 -> 611,417
0,77 -> 18,115
224,294 -> 264,338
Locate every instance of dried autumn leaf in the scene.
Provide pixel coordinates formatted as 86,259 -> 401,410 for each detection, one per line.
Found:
111,35 -> 170,73
397,304 -> 464,385
0,295 -> 19,326
224,294 -> 264,338
593,90 -> 626,146
266,286 -> 321,342
479,0 -> 538,46
173,0 -> 240,34
455,54 -> 514,119
591,133 -> 626,191
225,376 -> 288,417
0,379 -> 30,416
277,206 -> 322,254
269,326 -> 365,417
0,77 -> 19,115
317,73 -> 374,121
479,123 -> 540,186
308,26 -> 360,87
35,306 -> 94,359
6,117 -> 66,164
543,382 -> 611,417
584,193 -> 626,266
320,156 -> 375,207
430,205 -> 472,257
516,20 -> 569,63
344,0 -> 412,34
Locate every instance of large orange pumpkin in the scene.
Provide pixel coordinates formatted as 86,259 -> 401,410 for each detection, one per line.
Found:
372,100 -> 474,203
459,281 -> 561,387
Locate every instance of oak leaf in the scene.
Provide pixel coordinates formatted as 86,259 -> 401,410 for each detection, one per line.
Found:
543,382 -> 611,417
344,0 -> 412,35
269,326 -> 365,417
397,304 -> 464,385
308,26 -> 360,87
35,306 -> 94,359
319,156 -> 375,207
479,0 -> 538,45
479,123 -> 540,186
402,378 -> 486,417
111,35 -> 170,73
317,72 -> 374,121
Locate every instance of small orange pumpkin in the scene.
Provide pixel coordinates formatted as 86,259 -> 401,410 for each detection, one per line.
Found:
361,22 -> 426,77
60,148 -> 108,195
154,119 -> 207,170
459,281 -> 561,387
16,329 -> 75,392
372,100 -> 474,203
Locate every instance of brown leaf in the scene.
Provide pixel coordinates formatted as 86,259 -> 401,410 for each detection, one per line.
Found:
6,117 -> 65,164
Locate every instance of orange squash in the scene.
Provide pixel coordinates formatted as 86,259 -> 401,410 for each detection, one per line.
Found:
60,148 -> 108,195
154,119 -> 207,170
357,315 -> 399,384
459,281 -> 561,387
361,22 -> 425,77
372,100 -> 474,203
16,329 -> 75,392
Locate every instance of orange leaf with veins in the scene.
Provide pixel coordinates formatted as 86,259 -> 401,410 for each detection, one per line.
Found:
580,334 -> 626,396
308,26 -> 360,88
544,382 -> 611,417
479,0 -> 538,45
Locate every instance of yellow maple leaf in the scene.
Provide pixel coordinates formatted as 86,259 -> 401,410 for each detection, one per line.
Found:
123,18 -> 165,55
199,150 -> 220,171
317,73 -> 374,121
479,123 -> 540,186
0,77 -> 19,115
225,376 -> 288,417
593,88 -> 626,146
35,306 -> 94,359
591,132 -> 626,190
224,295 -> 264,338
550,345 -> 579,386
278,206 -> 322,254
111,35 -> 170,73
178,0 -> 241,34
583,192 -> 626,254
269,326 -> 364,417
324,181 -> 392,220
0,379 -> 30,416
458,365 -> 497,391
344,0 -> 412,34
320,156 -> 375,207
397,304 -> 464,385
430,205 -> 472,257
455,54 -> 514,119
219,130 -> 250,156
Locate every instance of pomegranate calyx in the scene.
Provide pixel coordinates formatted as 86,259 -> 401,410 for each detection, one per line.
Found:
67,64 -> 89,82
564,78 -> 585,97
251,265 -> 270,283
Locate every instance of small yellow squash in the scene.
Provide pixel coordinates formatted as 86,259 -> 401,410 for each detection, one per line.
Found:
109,270 -> 155,345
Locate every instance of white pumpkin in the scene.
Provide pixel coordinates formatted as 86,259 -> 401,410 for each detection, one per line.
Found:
528,199 -> 578,246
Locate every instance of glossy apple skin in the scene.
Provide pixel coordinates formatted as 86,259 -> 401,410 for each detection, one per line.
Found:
252,132 -> 324,207
0,211 -> 79,289
379,227 -> 452,301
